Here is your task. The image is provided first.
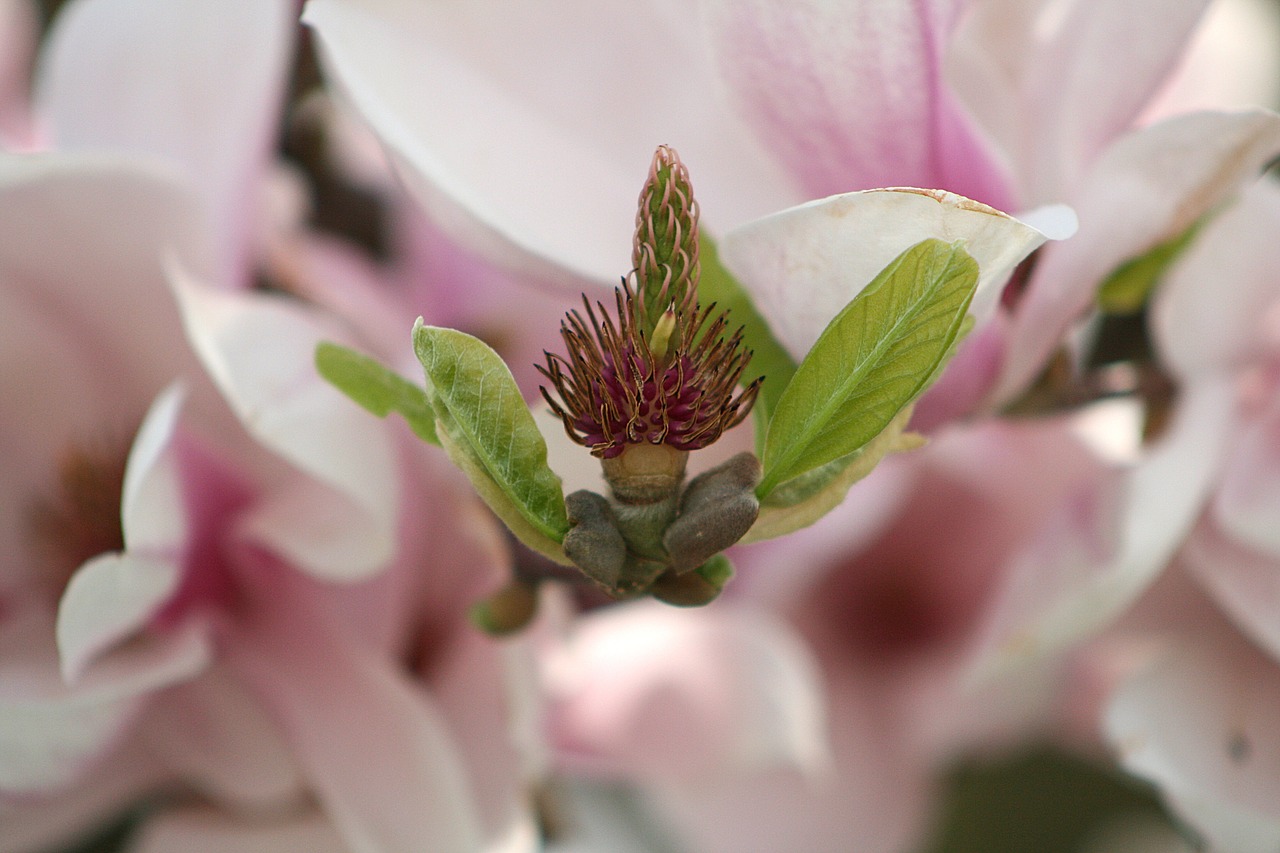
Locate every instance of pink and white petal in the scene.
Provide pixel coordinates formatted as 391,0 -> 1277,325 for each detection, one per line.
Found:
701,0 -> 1012,208
1215,394 -> 1280,559
1151,178 -> 1280,377
0,604 -> 208,793
169,263 -> 398,581
1106,619 -> 1280,853
996,108 -> 1280,404
1183,521 -> 1280,665
303,0 -> 797,293
431,627 -> 543,853
1142,0 -> 1280,122
971,377 -> 1235,680
36,0 -> 295,285
990,0 -> 1210,202
141,663 -> 304,812
226,569 -> 486,853
129,808 -> 350,853
720,188 -> 1050,359
543,601 -> 828,783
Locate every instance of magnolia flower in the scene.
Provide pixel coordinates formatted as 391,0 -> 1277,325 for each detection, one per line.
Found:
1093,178 -> 1280,852
1,2 -> 539,851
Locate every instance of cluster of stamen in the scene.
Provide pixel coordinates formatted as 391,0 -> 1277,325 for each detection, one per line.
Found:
539,284 -> 759,458
538,145 -> 760,459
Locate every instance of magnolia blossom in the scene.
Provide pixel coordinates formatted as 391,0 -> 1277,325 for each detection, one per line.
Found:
297,0 -> 1280,846
1093,178 -> 1280,852
0,2 -> 539,851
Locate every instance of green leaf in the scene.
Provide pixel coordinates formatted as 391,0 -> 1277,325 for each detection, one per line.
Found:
412,321 -> 571,561
698,234 -> 798,448
1097,220 -> 1204,315
315,341 -> 439,445
744,407 -> 922,543
757,239 -> 978,499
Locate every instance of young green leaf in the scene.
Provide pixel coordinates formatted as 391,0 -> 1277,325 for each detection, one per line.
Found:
699,235 -> 798,447
315,341 -> 439,445
1097,218 -> 1205,315
757,239 -> 978,498
744,408 -> 923,543
412,321 -> 571,560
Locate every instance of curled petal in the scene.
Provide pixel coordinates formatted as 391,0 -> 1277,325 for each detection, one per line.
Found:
721,188 -> 1051,360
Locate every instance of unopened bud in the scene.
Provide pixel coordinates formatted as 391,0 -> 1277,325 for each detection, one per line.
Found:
649,554 -> 734,607
470,580 -> 539,636
663,452 -> 761,573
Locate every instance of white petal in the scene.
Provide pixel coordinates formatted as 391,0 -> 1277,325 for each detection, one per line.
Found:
720,188 -> 1049,360
120,383 -> 188,555
56,553 -> 182,683
36,0 -> 295,283
168,261 -> 398,580
1152,177 -> 1280,377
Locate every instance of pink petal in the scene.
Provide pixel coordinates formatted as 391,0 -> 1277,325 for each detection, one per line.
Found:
1152,178 -> 1280,377
996,109 -> 1280,404
36,0 -> 295,284
302,0 -> 799,292
1106,618 -> 1280,853
141,663 -> 304,810
720,188 -> 1050,360
542,601 -> 828,783
971,377 -> 1236,680
430,626 -> 543,852
1214,394 -> 1280,560
702,0 -> 1011,208
1183,521 -> 1280,665
952,0 -> 1211,204
226,566 -> 487,853
168,262 -> 398,581
648,674 -> 930,853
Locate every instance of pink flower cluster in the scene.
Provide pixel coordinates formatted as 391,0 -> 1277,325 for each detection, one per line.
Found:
3,1 -> 1280,851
